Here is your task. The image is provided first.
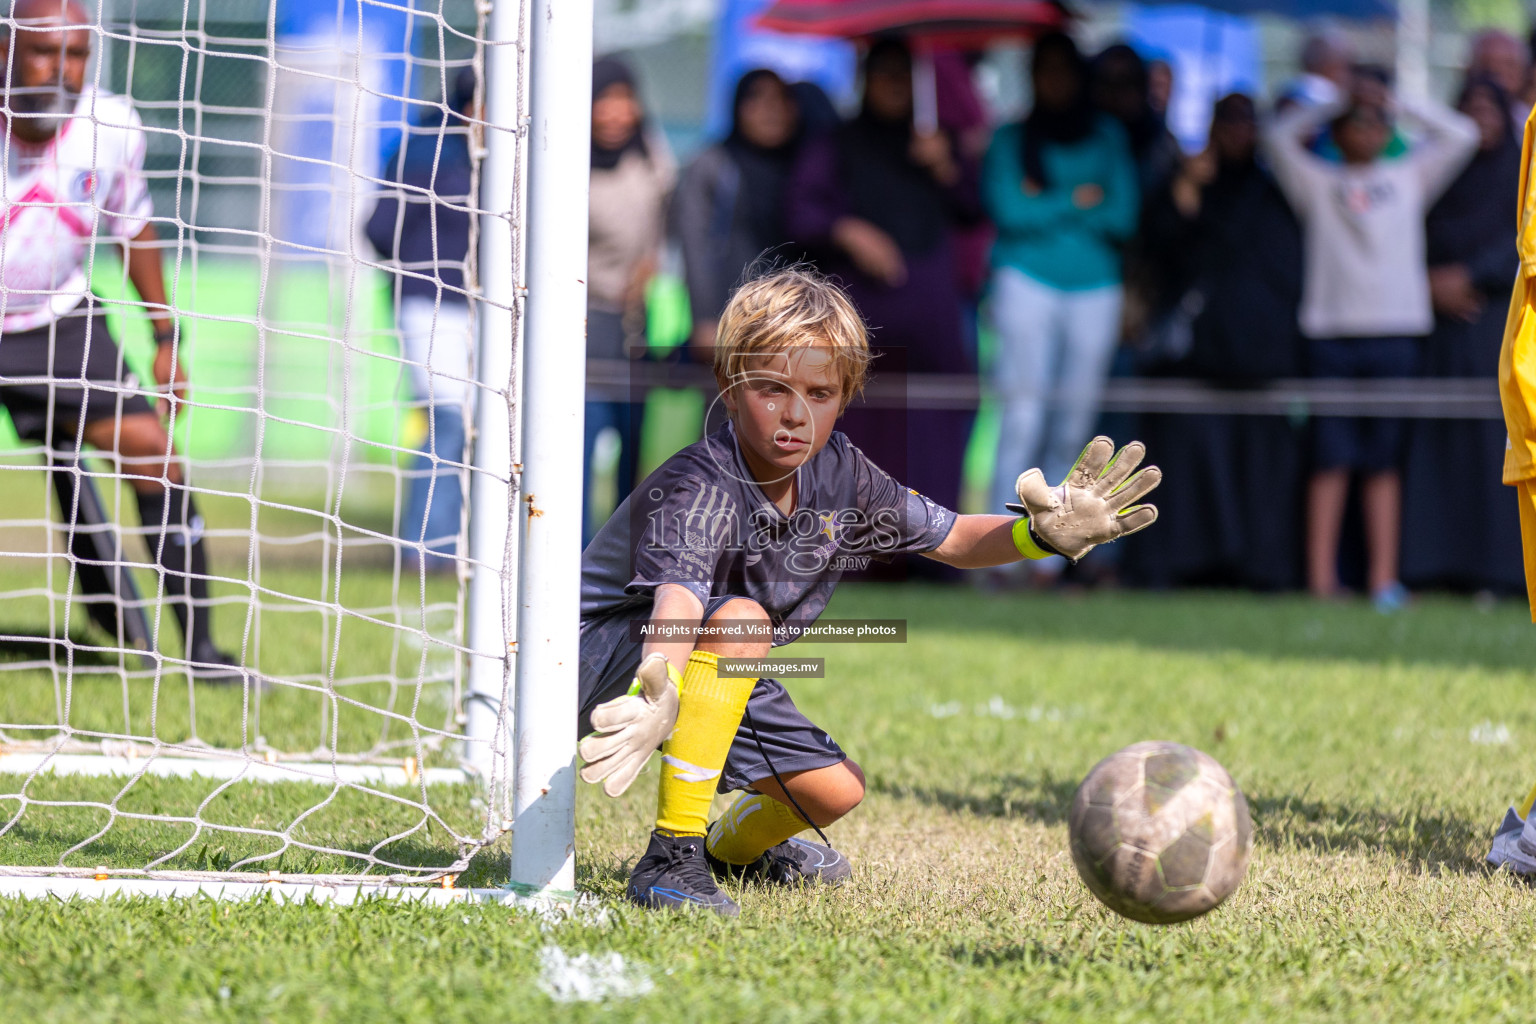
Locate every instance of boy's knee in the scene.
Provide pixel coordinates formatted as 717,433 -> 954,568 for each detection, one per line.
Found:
795,760 -> 865,826
698,597 -> 771,657
827,759 -> 866,820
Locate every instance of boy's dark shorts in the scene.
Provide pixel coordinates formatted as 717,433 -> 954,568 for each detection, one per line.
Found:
0,311 -> 156,441
579,595 -> 847,794
1307,335 -> 1419,474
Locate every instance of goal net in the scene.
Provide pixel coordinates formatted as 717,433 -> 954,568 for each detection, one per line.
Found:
0,0 -> 537,893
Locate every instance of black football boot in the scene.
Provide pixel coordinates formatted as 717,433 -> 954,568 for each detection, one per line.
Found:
705,831 -> 852,887
627,829 -> 741,917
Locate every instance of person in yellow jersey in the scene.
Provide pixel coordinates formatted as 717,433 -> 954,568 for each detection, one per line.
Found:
1485,101 -> 1536,872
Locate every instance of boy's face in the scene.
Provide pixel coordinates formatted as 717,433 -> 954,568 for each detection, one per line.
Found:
721,347 -> 845,488
1334,106 -> 1390,164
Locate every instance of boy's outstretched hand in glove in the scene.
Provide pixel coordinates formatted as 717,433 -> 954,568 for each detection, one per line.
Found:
1007,436 -> 1161,562
577,652 -> 680,798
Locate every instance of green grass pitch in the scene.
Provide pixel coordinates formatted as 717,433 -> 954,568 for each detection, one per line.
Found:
4,581 -> 1536,1021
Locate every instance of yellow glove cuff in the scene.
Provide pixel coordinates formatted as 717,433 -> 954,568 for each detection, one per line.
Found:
626,656 -> 683,696
1011,517 -> 1053,561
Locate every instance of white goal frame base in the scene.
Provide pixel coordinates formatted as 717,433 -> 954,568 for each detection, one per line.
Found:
0,874 -> 582,910
0,751 -> 470,787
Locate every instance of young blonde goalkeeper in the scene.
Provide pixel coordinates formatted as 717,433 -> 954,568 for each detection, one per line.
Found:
576,268 -> 1162,915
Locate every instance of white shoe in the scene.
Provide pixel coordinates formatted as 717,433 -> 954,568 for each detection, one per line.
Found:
1486,807 -> 1536,874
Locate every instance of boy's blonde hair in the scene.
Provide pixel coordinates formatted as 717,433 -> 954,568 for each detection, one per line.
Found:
714,268 -> 869,411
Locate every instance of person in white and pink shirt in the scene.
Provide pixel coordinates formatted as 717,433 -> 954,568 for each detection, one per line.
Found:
0,0 -> 236,678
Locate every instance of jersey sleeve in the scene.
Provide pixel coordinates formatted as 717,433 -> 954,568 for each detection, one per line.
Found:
622,476 -> 740,607
1500,105 -> 1536,484
842,440 -> 957,558
99,101 -> 153,240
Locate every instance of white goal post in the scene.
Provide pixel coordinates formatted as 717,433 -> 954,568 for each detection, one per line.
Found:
0,0 -> 588,901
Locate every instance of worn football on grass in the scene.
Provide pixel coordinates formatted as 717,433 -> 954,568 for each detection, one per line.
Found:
1068,740 -> 1252,924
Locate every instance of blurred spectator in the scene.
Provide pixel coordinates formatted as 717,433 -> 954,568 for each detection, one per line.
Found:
585,56 -> 675,544
983,32 -> 1138,528
1090,42 -> 1180,362
786,38 -> 981,533
1089,41 -> 1180,504
1091,44 -> 1182,199
1276,27 -> 1356,113
937,51 -> 992,164
1403,76 -> 1525,593
789,80 -> 840,139
1129,94 -> 1305,589
936,50 -> 995,367
1147,58 -> 1173,118
1151,96 -> 1304,382
1263,89 -> 1478,609
1526,28 -> 1536,116
366,67 -> 478,573
1468,30 -> 1529,130
1310,66 -> 1409,162
672,69 -> 801,357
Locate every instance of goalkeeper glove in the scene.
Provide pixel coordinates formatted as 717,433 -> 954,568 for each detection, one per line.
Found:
577,652 -> 680,798
1006,436 -> 1161,562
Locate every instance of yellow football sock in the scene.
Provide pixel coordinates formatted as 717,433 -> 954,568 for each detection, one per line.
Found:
706,792 -> 807,865
1519,781 -> 1536,820
654,651 -> 755,837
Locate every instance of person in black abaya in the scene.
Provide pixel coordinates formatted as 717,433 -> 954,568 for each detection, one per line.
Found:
1125,94 -> 1307,590
786,39 -> 982,579
672,69 -> 802,357
1091,42 -> 1184,349
1091,44 -> 1182,200
1078,44 -> 1187,586
1401,76 -> 1525,594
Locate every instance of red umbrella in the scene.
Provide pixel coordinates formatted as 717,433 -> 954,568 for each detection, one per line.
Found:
756,0 -> 1067,130
756,0 -> 1066,50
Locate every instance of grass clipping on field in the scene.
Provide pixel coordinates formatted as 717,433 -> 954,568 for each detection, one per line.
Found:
8,584 -> 1536,1022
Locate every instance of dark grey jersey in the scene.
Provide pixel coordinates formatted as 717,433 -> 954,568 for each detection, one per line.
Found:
581,421 -> 956,648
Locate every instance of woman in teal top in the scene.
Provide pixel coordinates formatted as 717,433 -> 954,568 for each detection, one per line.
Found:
984,32 -> 1139,529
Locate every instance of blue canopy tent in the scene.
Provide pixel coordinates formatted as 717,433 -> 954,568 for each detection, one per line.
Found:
1117,0 -> 1409,148
1108,0 -> 1421,110
1121,0 -> 1392,18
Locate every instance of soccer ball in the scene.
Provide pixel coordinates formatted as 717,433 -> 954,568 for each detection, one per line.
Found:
1067,741 -> 1252,925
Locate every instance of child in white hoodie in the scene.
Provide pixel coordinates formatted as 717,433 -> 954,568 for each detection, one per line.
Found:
1263,89 -> 1479,610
